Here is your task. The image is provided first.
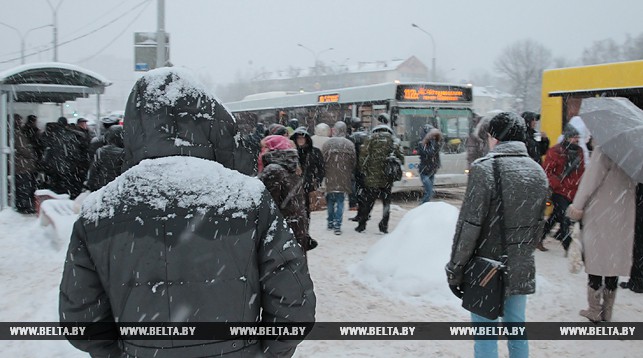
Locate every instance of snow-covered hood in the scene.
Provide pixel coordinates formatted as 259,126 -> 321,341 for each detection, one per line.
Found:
122,67 -> 239,171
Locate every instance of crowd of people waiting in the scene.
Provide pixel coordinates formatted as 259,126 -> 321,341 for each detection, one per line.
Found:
10,113 -> 124,213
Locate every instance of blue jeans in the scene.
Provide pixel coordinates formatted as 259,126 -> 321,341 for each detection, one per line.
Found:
326,192 -> 345,229
420,173 -> 435,204
471,295 -> 528,358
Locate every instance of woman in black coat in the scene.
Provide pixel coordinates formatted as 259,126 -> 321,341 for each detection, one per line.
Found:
290,127 -> 325,218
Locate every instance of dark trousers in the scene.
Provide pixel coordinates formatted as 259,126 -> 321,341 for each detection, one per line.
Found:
15,172 -> 36,214
348,173 -> 365,209
628,184 -> 643,289
543,193 -> 573,250
588,274 -> 618,291
357,186 -> 392,229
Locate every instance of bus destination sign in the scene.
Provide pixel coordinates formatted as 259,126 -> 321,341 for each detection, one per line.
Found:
396,85 -> 472,103
318,94 -> 340,103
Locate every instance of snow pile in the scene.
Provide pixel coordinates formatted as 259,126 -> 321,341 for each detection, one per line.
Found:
81,156 -> 265,222
351,202 -> 460,307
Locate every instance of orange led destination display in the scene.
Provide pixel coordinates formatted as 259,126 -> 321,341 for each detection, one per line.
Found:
396,85 -> 472,103
318,94 -> 339,103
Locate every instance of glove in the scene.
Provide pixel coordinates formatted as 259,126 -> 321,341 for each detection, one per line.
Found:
566,204 -> 583,221
449,284 -> 464,299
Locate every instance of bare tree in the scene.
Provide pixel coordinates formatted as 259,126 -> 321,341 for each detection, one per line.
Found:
494,39 -> 552,113
581,38 -> 623,65
623,33 -> 643,61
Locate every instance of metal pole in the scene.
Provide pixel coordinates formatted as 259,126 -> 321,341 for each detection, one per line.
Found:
8,96 -> 15,209
47,0 -> 63,62
0,92 -> 8,210
156,0 -> 166,68
411,23 -> 437,82
96,93 -> 101,137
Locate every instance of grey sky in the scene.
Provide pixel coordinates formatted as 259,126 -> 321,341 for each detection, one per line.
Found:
1,0 -> 642,89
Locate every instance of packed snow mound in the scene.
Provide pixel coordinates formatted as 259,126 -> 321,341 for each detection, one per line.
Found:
351,201 -> 459,306
81,156 -> 265,222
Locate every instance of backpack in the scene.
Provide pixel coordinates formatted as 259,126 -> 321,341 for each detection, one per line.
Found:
384,154 -> 403,182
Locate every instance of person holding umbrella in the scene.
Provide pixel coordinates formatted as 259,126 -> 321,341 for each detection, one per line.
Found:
566,97 -> 643,322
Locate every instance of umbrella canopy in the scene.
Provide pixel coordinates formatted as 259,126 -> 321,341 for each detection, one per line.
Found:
579,97 -> 643,183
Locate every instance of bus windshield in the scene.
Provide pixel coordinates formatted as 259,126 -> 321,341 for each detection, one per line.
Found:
395,107 -> 473,155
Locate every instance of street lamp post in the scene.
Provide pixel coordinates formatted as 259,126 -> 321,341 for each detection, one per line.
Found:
297,43 -> 334,75
46,0 -> 64,62
0,22 -> 54,64
411,23 -> 436,82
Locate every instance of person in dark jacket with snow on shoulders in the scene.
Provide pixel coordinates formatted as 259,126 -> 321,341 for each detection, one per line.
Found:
59,67 -> 316,358
85,125 -> 124,191
446,111 -> 549,358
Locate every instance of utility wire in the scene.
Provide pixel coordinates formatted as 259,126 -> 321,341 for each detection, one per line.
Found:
0,0 -> 152,64
75,0 -> 153,64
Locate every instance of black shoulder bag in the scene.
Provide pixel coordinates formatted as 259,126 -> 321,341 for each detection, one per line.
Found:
460,157 -> 508,320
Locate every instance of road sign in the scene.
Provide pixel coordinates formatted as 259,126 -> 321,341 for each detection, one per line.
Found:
134,32 -> 170,72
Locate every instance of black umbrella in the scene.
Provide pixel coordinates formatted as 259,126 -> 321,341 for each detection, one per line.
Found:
579,97 -> 643,183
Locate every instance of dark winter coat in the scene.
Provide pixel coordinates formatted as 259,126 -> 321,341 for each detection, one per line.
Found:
543,141 -> 585,202
13,125 -> 38,174
259,149 -> 311,250
525,127 -> 550,164
40,122 -> 89,197
121,69 -> 239,172
446,141 -> 549,296
291,127 -> 325,194
85,126 -> 124,191
359,125 -> 404,188
22,122 -> 42,160
321,125 -> 356,193
59,68 -> 316,358
349,129 -> 369,184
417,126 -> 442,177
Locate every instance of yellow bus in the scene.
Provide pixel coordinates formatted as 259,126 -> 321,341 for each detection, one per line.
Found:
540,60 -> 643,142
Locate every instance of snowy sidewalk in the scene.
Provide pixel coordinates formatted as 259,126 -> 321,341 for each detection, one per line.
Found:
1,201 -> 642,358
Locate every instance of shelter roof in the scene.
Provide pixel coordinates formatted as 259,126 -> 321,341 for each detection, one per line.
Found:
0,62 -> 111,103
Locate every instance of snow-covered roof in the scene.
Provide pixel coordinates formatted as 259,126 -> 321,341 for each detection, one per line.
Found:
0,62 -> 112,103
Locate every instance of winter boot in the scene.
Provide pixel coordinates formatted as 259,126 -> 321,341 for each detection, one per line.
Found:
355,222 -> 366,233
602,289 -> 617,322
579,287 -> 603,323
378,221 -> 388,234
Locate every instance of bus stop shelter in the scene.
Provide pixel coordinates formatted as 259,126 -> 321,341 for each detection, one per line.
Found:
0,62 -> 111,210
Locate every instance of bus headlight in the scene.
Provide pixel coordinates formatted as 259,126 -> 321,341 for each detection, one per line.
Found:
405,171 -> 413,178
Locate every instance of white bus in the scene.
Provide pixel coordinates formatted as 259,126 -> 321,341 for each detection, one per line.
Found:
225,81 -> 474,191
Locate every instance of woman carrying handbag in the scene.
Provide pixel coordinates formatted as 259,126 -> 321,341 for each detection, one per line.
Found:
446,112 -> 549,358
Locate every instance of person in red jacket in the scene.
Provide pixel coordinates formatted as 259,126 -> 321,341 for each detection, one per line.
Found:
541,125 -> 585,252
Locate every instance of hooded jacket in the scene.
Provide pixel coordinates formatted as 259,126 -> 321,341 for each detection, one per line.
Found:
121,68 -> 239,171
417,124 -> 442,177
259,136 -> 312,251
59,68 -> 316,358
291,127 -> 325,193
321,122 -> 356,193
447,141 -> 549,296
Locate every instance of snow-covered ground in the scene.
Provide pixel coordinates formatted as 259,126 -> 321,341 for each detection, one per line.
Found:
1,200 -> 642,357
